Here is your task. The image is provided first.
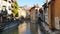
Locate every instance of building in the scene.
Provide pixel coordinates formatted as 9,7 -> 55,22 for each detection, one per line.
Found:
18,7 -> 27,18
0,0 -> 14,16
0,0 -> 3,11
7,0 -> 13,15
30,4 -> 43,23
18,5 -> 34,19
43,0 -> 60,30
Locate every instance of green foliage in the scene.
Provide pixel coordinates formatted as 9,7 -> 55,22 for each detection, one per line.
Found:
13,1 -> 18,17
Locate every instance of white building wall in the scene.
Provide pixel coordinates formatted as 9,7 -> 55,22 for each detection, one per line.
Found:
18,8 -> 27,18
0,0 -> 7,14
0,0 -> 12,15
7,0 -> 12,15
0,0 -> 3,11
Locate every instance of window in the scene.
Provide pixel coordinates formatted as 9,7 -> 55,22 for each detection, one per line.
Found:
3,6 -> 6,7
11,0 -> 13,2
11,5 -> 14,8
8,6 -> 11,10
4,0 -> 7,1
9,1 -> 11,3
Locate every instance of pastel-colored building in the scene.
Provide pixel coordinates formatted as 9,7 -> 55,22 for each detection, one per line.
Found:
18,7 -> 26,18
0,0 -> 13,15
43,0 -> 60,30
30,4 -> 43,23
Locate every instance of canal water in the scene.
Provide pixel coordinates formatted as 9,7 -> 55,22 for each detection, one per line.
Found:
1,21 -> 43,34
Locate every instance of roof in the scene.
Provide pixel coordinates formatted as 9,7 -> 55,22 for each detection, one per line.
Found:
18,4 -> 43,12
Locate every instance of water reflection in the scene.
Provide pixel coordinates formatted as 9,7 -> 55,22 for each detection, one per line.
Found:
30,23 -> 38,34
18,21 -> 42,34
18,21 -> 30,34
2,21 -> 43,34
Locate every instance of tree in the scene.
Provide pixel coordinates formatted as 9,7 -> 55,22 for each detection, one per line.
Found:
13,1 -> 18,17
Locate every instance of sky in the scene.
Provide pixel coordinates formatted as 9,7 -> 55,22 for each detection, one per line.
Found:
16,0 -> 47,6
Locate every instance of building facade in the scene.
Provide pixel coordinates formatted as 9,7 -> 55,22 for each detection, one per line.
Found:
43,0 -> 60,30
30,4 -> 43,23
0,0 -> 14,15
18,7 -> 27,18
51,0 -> 60,30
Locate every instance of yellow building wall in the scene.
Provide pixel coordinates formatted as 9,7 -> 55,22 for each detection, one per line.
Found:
54,0 -> 60,29
48,1 -> 55,28
54,0 -> 60,18
48,0 -> 60,29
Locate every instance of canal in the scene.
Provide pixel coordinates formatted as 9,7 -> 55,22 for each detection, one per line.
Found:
1,21 -> 44,34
